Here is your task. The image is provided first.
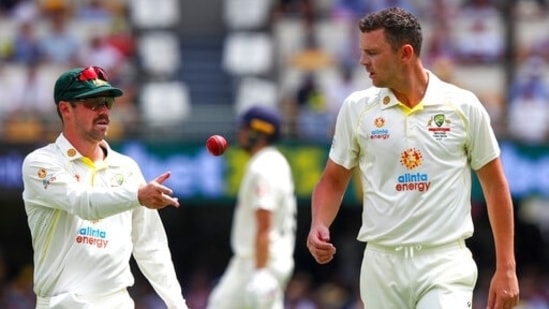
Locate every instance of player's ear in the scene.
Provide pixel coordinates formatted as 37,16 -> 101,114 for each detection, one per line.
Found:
58,100 -> 72,114
400,44 -> 414,62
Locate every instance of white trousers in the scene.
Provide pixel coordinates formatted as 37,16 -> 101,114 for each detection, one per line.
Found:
36,288 -> 134,309
361,240 -> 478,309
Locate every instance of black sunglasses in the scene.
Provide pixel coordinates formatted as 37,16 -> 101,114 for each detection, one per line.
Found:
71,97 -> 115,111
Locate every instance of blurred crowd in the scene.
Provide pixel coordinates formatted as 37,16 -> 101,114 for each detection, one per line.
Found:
273,0 -> 549,143
0,0 -> 138,142
0,0 -> 548,144
1,0 -> 549,308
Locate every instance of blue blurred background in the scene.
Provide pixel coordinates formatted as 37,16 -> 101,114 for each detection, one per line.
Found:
1,0 -> 548,308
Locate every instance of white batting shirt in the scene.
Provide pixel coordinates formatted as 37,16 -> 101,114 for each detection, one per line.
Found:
330,71 -> 500,246
21,134 -> 187,308
231,146 -> 297,261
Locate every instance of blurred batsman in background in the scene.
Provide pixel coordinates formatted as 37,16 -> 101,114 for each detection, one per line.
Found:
21,66 -> 188,308
207,106 -> 297,309
306,7 -> 519,309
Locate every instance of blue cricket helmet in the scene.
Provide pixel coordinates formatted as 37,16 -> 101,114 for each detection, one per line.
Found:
240,105 -> 282,141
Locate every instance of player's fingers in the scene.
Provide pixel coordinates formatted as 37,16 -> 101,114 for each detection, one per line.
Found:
315,256 -> 333,264
307,240 -> 336,264
139,184 -> 179,208
491,297 -> 501,309
155,184 -> 174,195
489,288 -> 519,309
486,289 -> 495,309
146,195 -> 179,209
308,238 -> 335,251
511,294 -> 520,308
493,296 -> 511,309
307,228 -> 328,244
162,194 -> 180,208
313,248 -> 335,264
154,191 -> 179,207
315,226 -> 331,242
502,292 -> 519,309
154,171 -> 171,184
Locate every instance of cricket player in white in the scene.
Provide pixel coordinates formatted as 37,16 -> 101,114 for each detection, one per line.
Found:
21,66 -> 188,309
306,7 -> 519,309
207,106 -> 297,309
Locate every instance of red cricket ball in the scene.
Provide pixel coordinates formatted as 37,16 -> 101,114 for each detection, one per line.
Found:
206,135 -> 228,156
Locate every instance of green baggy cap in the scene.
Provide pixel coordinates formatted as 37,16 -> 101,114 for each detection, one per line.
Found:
53,66 -> 123,104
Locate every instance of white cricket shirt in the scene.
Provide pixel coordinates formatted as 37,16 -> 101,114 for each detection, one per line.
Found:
21,134 -> 186,308
330,71 -> 500,246
231,146 -> 297,261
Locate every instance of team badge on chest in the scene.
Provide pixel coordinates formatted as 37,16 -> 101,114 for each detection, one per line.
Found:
427,113 -> 451,141
110,173 -> 125,187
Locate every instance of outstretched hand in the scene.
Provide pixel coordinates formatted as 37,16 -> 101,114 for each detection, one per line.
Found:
138,171 -> 180,209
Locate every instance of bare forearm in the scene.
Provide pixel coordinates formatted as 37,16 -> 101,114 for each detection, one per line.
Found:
311,177 -> 346,228
477,158 -> 516,269
485,189 -> 516,269
255,231 -> 269,269
476,158 -> 519,307
254,209 -> 272,269
307,160 -> 353,264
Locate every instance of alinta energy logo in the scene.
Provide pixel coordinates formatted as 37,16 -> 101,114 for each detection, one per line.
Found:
370,117 -> 390,140
396,148 -> 431,192
75,225 -> 109,249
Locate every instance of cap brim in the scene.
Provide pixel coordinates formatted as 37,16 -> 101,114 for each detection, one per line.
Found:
73,86 -> 124,99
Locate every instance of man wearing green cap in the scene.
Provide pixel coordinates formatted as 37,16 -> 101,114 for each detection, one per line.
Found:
21,66 -> 188,308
